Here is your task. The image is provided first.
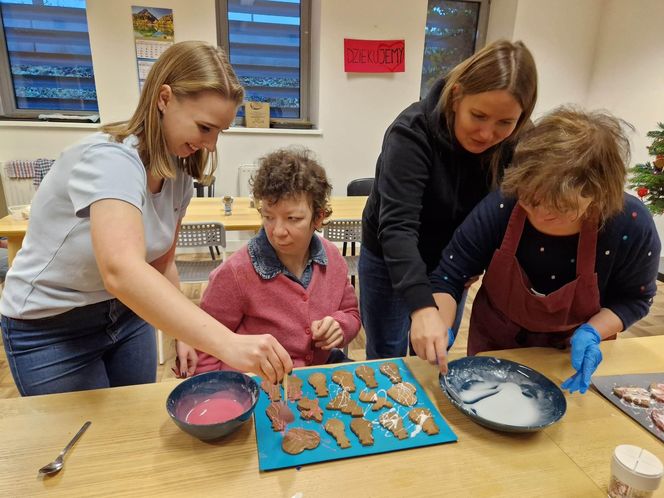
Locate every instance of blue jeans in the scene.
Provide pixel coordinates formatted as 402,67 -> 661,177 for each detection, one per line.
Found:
359,246 -> 467,359
2,299 -> 156,396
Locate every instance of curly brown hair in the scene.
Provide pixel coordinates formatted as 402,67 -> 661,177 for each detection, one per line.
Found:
250,148 -> 333,223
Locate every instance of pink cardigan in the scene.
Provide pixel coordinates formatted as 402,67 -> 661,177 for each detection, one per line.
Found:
195,236 -> 360,373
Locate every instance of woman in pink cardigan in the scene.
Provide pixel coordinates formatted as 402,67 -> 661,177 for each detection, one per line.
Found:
192,148 -> 360,376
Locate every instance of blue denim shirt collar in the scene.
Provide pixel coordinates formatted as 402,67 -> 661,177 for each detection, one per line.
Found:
247,227 -> 327,282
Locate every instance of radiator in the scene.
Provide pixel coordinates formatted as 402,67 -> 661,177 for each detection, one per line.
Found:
0,164 -> 35,208
237,164 -> 259,197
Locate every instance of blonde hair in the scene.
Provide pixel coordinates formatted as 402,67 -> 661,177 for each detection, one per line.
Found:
440,40 -> 538,183
101,41 -> 244,181
502,106 -> 632,224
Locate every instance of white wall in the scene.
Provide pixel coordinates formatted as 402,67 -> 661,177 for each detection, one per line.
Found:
586,0 -> 664,235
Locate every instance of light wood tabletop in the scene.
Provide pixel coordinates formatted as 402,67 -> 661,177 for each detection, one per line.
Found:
1,336 -> 662,497
0,196 -> 368,265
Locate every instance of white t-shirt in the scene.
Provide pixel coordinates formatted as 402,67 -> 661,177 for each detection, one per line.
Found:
0,132 -> 194,319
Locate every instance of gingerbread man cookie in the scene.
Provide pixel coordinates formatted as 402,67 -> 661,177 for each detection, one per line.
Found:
408,408 -> 439,435
379,409 -> 408,440
355,365 -> 378,388
308,372 -> 329,397
387,382 -> 417,406
379,362 -> 402,383
350,418 -> 374,446
324,419 -> 351,449
266,402 -> 287,432
332,369 -> 356,392
285,375 -> 304,402
358,389 -> 394,411
327,390 -> 364,417
282,428 -> 320,455
260,380 -> 281,402
297,396 -> 323,423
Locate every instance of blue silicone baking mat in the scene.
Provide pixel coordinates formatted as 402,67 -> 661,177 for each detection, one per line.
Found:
254,358 -> 457,471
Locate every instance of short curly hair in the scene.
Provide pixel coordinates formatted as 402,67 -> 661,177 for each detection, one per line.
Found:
250,147 -> 332,222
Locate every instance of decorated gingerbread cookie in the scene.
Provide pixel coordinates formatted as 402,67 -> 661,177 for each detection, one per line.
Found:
408,408 -> 439,435
297,396 -> 323,423
355,365 -> 378,388
265,402 -> 287,432
327,390 -> 364,417
282,428 -> 321,455
387,382 -> 417,406
358,389 -> 394,411
379,409 -> 408,440
308,372 -> 329,397
350,418 -> 374,446
286,375 -> 304,402
324,419 -> 351,449
260,380 -> 281,402
332,369 -> 356,392
379,362 -> 402,383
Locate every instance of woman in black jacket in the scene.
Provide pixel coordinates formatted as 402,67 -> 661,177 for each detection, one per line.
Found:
360,39 -> 538,359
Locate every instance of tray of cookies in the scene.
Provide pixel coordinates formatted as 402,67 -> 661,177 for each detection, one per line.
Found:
254,358 -> 457,471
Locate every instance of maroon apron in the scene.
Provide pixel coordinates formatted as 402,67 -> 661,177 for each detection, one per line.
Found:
467,204 -> 601,355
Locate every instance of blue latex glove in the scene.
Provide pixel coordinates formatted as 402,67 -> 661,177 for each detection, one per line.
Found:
561,323 -> 602,394
447,327 -> 456,351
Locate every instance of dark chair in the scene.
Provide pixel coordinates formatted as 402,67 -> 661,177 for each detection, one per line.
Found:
175,222 -> 226,282
193,175 -> 215,198
346,177 -> 374,196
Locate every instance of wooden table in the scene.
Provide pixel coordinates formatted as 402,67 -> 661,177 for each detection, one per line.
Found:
1,336 -> 662,497
0,196 -> 368,265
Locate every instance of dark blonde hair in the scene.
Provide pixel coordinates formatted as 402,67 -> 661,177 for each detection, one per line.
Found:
502,106 -> 632,224
251,148 -> 332,223
440,40 -> 538,183
101,41 -> 244,182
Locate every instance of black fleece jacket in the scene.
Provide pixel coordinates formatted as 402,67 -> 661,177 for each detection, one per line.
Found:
362,77 -> 513,313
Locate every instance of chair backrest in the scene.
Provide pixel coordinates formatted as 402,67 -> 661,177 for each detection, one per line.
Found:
346,177 -> 374,196
323,219 -> 362,244
177,222 -> 226,249
193,175 -> 216,197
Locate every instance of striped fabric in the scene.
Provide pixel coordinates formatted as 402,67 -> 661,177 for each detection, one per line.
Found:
5,160 -> 34,179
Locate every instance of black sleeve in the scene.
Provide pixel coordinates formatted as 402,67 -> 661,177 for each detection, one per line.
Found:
430,191 -> 513,301
376,121 -> 437,311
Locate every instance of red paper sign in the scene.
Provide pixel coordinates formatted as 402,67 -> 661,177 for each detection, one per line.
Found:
344,38 -> 405,73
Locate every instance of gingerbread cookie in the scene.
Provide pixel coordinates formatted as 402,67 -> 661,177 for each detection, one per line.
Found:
613,386 -> 651,407
379,362 -> 402,383
266,402 -> 287,432
327,390 -> 364,417
332,370 -> 356,392
379,410 -> 408,440
355,365 -> 378,388
286,375 -> 303,402
324,419 -> 351,449
260,380 -> 281,402
308,372 -> 329,397
408,408 -> 439,435
297,396 -> 323,422
649,383 -> 664,403
359,389 -> 393,411
350,418 -> 374,446
387,382 -> 417,406
282,428 -> 321,455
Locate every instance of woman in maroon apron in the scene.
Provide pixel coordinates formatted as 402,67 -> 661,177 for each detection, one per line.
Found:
412,107 -> 661,394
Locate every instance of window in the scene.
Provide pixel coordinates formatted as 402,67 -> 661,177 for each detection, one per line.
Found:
0,0 -> 98,118
420,0 -> 489,99
216,0 -> 311,126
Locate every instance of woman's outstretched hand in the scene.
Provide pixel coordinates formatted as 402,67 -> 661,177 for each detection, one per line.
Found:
410,307 -> 451,374
224,333 -> 293,384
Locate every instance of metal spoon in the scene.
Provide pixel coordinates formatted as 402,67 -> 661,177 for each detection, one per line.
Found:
38,421 -> 91,476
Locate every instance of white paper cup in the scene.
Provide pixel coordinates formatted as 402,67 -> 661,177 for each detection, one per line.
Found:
609,445 -> 663,498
